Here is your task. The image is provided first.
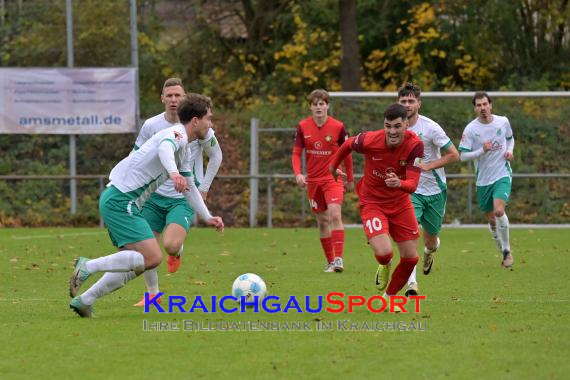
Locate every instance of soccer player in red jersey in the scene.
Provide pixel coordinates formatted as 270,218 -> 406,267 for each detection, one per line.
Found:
329,103 -> 424,310
292,89 -> 354,273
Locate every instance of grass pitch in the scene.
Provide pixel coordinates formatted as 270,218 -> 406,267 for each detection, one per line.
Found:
0,227 -> 569,379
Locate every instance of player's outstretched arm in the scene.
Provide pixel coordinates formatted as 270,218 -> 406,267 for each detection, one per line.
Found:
183,176 -> 223,232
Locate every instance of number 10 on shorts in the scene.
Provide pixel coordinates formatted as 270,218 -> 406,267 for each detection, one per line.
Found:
365,217 -> 383,233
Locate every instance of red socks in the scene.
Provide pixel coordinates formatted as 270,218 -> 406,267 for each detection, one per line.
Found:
320,237 -> 334,263
386,256 -> 419,295
331,229 -> 344,258
375,251 -> 393,265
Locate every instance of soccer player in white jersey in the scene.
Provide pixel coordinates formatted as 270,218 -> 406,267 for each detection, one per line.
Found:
459,92 -> 514,268
398,82 -> 460,296
68,94 -> 224,318
132,79 -> 223,307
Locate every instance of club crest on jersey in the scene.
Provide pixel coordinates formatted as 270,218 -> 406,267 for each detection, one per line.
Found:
173,131 -> 183,141
325,135 -> 332,142
314,141 -> 323,149
399,160 -> 407,166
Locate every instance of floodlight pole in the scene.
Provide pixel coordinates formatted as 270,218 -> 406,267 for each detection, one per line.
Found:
66,0 -> 77,214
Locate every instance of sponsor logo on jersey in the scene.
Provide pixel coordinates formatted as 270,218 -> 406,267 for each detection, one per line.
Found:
314,141 -> 323,149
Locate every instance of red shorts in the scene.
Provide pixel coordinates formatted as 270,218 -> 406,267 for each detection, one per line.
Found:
307,181 -> 344,213
359,202 -> 419,242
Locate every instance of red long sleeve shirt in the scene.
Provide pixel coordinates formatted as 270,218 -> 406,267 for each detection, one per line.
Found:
330,130 -> 423,211
292,116 -> 354,183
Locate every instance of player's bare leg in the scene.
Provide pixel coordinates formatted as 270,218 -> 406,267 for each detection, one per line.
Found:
162,223 -> 187,273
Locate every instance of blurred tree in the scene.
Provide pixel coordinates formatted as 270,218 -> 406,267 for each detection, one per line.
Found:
339,0 -> 361,90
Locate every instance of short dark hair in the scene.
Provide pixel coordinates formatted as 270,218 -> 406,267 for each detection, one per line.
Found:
384,103 -> 408,121
398,82 -> 421,99
472,91 -> 491,106
177,93 -> 212,124
307,89 -> 329,104
162,77 -> 185,92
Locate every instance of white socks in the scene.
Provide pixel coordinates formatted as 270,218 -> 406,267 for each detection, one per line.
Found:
85,250 -> 145,273
488,223 -> 501,250
495,213 -> 511,252
81,271 -> 138,305
143,267 -> 160,294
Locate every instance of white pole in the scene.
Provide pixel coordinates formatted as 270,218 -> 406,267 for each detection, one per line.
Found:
129,0 -> 140,131
249,118 -> 259,227
66,0 -> 77,214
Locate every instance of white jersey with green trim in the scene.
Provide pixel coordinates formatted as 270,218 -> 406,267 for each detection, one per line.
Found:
134,114 -> 219,199
109,125 -> 192,208
134,112 -> 176,150
409,115 -> 453,196
459,115 -> 513,186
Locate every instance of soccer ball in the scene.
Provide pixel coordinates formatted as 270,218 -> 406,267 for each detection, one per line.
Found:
231,273 -> 267,303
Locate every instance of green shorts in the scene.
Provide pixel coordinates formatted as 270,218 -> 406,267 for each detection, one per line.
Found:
99,186 -> 155,248
411,191 -> 447,235
141,192 -> 194,233
476,177 -> 512,212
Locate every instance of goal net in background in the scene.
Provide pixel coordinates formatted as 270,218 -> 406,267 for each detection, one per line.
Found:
252,92 -> 570,227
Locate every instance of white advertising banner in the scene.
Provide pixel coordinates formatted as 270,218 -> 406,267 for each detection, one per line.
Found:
0,68 -> 137,134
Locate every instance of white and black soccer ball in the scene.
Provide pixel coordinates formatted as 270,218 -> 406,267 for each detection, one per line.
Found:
231,273 -> 267,303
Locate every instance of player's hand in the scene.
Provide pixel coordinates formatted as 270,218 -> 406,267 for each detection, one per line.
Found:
207,216 -> 224,233
170,172 -> 188,192
199,190 -> 208,200
345,181 -> 354,192
295,174 -> 307,187
504,152 -> 514,161
483,141 -> 492,152
418,161 -> 430,171
384,172 -> 400,188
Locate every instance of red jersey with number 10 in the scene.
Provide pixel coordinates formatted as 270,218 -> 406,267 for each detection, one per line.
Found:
351,130 -> 423,210
292,116 -> 353,183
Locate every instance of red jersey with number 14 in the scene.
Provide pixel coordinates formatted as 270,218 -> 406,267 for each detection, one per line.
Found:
351,130 -> 423,211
